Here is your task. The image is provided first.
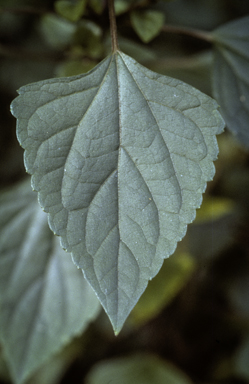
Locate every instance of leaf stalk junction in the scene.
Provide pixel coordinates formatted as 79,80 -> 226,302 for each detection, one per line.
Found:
108,0 -> 119,52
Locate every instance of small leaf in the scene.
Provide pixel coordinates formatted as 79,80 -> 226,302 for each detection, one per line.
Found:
86,354 -> 193,384
54,0 -> 87,22
212,16 -> 249,148
74,20 -> 103,58
114,0 -> 131,15
131,10 -> 165,43
0,180 -> 100,384
11,51 -> 224,333
89,0 -> 105,15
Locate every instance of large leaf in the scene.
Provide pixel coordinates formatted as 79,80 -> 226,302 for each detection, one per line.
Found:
212,16 -> 249,148
86,354 -> 193,384
0,180 -> 100,384
11,51 -> 224,333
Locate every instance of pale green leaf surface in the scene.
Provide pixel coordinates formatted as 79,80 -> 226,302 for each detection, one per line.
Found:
11,51 -> 224,333
212,16 -> 249,148
0,180 -> 100,384
131,10 -> 165,43
86,354 -> 193,384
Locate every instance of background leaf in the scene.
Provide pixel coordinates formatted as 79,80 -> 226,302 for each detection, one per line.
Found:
130,10 -> 165,43
73,20 -> 104,59
54,0 -> 87,22
187,196 -> 238,261
86,354 -> 193,384
89,0 -> 105,14
11,51 -> 224,334
130,252 -> 195,326
39,14 -> 76,49
212,16 -> 249,148
114,0 -> 131,15
0,180 -> 100,384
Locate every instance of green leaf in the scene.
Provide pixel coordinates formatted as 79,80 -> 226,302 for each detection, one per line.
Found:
212,16 -> 249,148
54,0 -> 87,22
11,51 -> 224,334
0,180 -> 100,384
114,0 -> 131,15
114,0 -> 140,16
86,354 -> 193,384
131,10 -> 165,43
89,0 -> 105,15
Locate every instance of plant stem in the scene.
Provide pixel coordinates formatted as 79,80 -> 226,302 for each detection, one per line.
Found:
108,0 -> 119,52
162,24 -> 213,43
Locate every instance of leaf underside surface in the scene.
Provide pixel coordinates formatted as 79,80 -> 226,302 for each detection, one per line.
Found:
11,51 -> 224,333
212,16 -> 249,148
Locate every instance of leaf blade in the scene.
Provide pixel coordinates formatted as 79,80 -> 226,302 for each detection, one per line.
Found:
11,51 -> 224,333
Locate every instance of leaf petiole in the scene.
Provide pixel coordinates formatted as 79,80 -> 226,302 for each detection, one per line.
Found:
108,0 -> 119,52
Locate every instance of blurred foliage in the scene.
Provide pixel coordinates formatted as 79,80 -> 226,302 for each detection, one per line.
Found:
86,354 -> 193,384
130,10 -> 165,42
1,0 -> 249,383
130,252 -> 196,327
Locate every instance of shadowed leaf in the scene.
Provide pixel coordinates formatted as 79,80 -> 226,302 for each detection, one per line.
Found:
212,16 -> 249,148
0,180 -> 100,384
